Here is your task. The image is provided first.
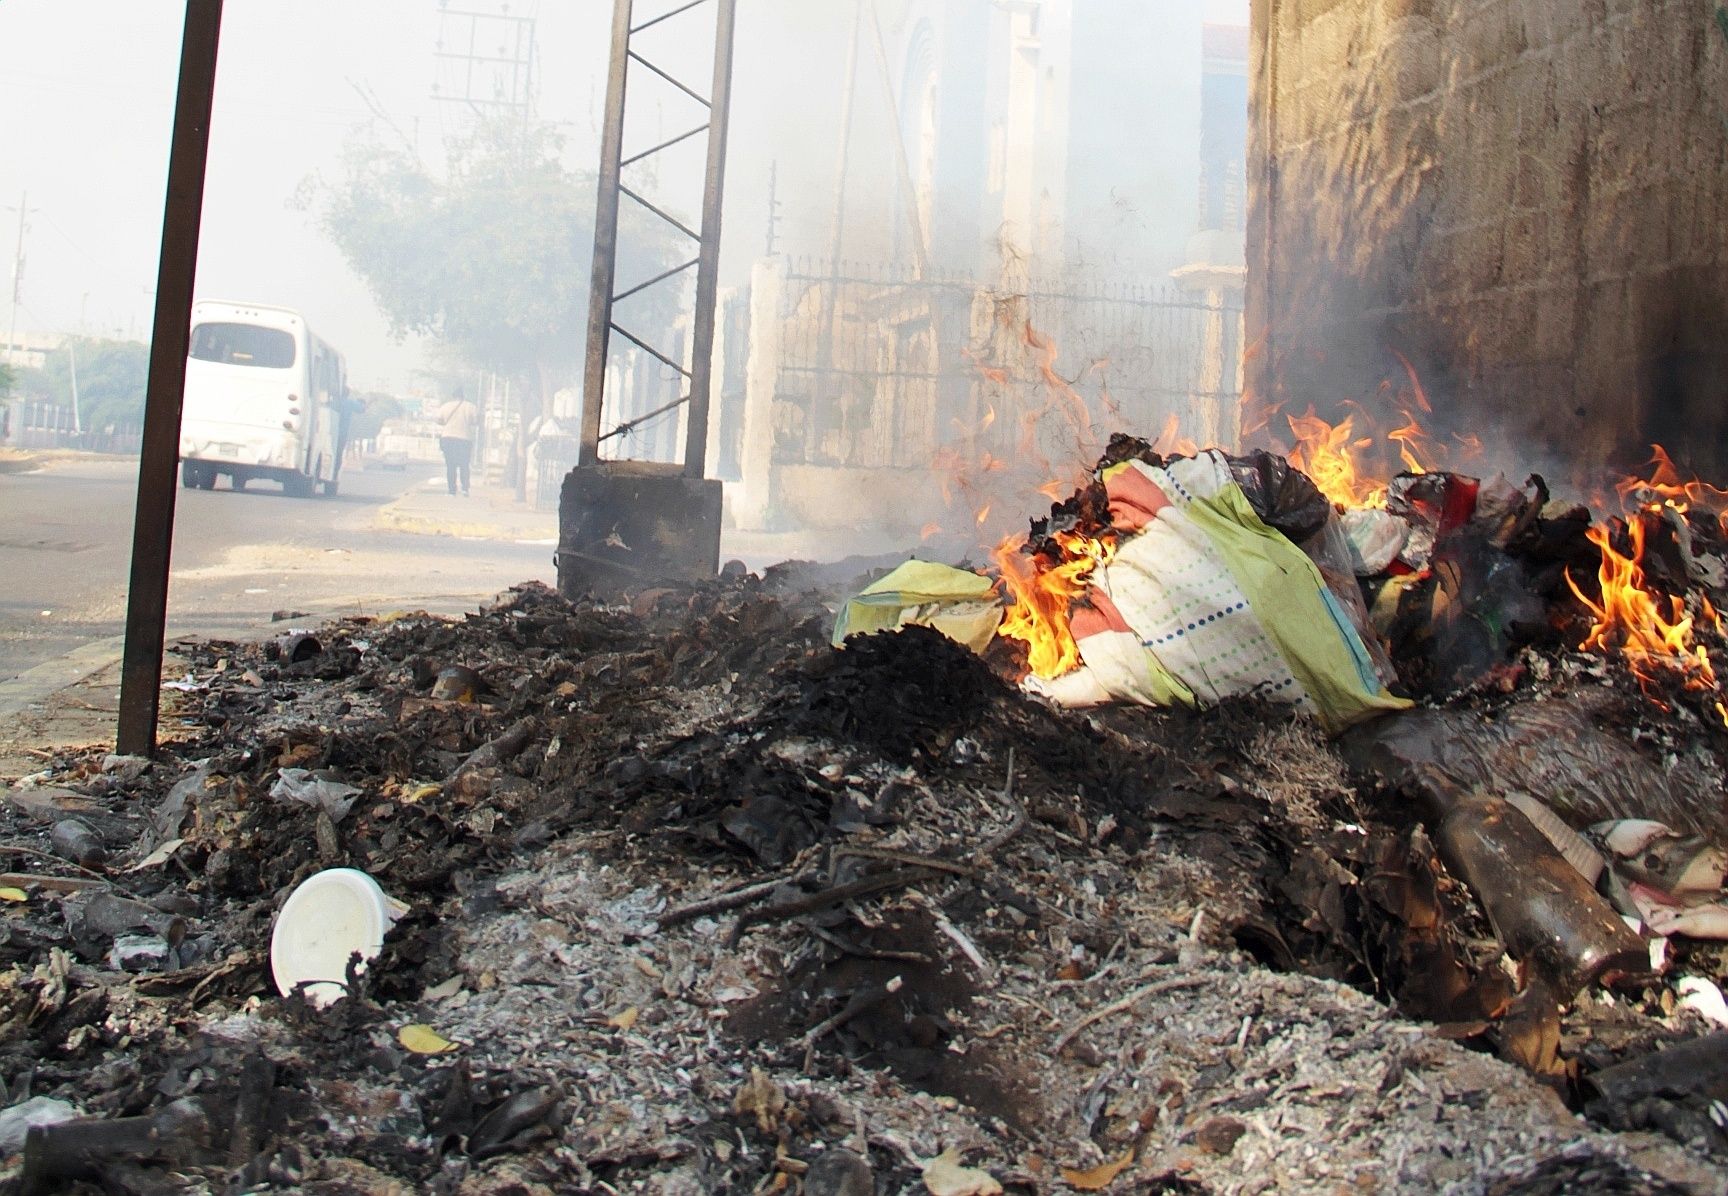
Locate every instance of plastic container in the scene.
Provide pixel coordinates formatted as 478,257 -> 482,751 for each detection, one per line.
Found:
269,868 -> 407,1008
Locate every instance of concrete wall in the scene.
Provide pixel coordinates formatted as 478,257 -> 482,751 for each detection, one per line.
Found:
1247,0 -> 1728,479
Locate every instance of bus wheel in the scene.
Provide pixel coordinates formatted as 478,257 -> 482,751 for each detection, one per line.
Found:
199,470 -> 217,490
180,463 -> 197,489
321,478 -> 340,498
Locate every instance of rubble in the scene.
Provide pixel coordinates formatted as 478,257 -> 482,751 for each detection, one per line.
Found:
0,439 -> 1725,1190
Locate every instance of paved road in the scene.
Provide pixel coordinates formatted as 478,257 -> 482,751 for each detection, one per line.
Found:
0,457 -> 555,684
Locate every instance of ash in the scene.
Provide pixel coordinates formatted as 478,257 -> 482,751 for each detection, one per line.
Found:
0,579 -> 1722,1194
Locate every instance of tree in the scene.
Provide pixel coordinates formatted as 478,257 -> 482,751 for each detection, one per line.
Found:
347,391 -> 403,444
298,117 -> 681,489
21,337 -> 150,432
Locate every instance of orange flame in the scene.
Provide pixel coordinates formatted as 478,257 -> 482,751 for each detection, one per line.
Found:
1566,519 -> 1722,712
1618,445 -> 1728,532
993,531 -> 1115,678
1386,411 -> 1434,475
1151,412 -> 1199,457
1285,407 -> 1384,509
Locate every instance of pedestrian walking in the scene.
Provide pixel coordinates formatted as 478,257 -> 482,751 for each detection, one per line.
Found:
436,388 -> 480,496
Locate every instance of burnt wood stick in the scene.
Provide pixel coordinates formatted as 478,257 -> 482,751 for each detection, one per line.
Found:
451,717 -> 537,777
22,1099 -> 207,1194
0,872 -> 108,894
1583,1031 -> 1728,1107
727,867 -> 936,947
659,870 -> 801,927
802,979 -> 900,1069
832,847 -> 973,876
225,1054 -> 277,1166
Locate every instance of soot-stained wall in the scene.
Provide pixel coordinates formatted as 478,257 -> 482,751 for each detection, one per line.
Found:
1247,0 -> 1728,481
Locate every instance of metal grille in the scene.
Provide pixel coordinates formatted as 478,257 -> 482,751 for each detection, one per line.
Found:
772,259 -> 1242,470
8,401 -> 141,455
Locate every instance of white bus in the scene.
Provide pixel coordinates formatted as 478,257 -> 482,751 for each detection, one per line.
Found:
179,301 -> 351,497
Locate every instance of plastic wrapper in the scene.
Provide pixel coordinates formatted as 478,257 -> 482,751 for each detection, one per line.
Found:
1340,509 -> 1409,575
270,768 -> 362,822
1340,698 -> 1708,835
1227,449 -> 1335,544
1217,448 -> 1400,691
1299,515 -> 1402,691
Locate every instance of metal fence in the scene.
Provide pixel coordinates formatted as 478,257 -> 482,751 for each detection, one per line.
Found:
5,401 -> 142,455
771,259 -> 1242,471
529,259 -> 1243,509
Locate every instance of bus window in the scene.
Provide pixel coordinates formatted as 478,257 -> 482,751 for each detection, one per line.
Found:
190,323 -> 297,369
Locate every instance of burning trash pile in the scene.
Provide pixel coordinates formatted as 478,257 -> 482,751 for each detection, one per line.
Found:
0,439 -> 1726,1192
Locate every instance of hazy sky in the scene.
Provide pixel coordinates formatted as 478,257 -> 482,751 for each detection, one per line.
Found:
0,1 -> 617,390
0,0 -> 1248,392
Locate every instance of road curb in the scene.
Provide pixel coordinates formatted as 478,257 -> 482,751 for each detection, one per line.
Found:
0,634 -> 126,721
0,450 -> 43,475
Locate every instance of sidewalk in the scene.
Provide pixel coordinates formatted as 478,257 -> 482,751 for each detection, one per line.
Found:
0,645 -> 125,781
371,470 -> 559,543
0,446 -> 137,474
0,447 -> 42,474
372,467 -> 936,568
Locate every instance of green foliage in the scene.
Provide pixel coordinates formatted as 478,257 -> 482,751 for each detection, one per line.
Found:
347,390 -> 404,442
300,117 -> 680,406
0,360 -> 12,396
22,337 -> 149,431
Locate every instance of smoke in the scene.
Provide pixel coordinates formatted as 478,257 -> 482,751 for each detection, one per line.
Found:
717,0 -> 1251,555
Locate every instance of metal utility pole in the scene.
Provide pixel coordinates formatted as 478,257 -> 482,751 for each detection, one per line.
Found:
68,341 -> 81,435
5,192 -> 30,374
765,160 -> 780,256
116,0 -> 224,756
559,0 -> 738,596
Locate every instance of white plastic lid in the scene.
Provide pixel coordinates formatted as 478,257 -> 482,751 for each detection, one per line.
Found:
270,868 -> 407,1008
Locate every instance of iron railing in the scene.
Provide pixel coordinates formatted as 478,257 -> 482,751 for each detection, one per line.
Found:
772,259 -> 1241,470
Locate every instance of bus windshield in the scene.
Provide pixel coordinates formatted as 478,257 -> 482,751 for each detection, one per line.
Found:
190,322 -> 297,369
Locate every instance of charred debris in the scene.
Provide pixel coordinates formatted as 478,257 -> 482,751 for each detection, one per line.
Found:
3,446 -> 1728,1192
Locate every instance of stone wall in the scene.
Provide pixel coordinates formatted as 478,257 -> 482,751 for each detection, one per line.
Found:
1247,0 -> 1728,479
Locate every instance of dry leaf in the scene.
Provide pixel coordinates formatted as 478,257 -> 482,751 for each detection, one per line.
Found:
397,1024 -> 459,1055
607,1006 -> 640,1030
922,1149 -> 1003,1196
423,975 -> 464,1001
1060,1149 -> 1134,1190
127,838 -> 185,872
0,888 -> 26,903
731,1067 -> 785,1134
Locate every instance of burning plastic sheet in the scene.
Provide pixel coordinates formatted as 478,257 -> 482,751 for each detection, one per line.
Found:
1015,450 -> 1409,734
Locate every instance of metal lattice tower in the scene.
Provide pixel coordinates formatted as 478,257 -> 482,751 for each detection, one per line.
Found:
578,0 -> 738,478
432,2 -> 537,118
